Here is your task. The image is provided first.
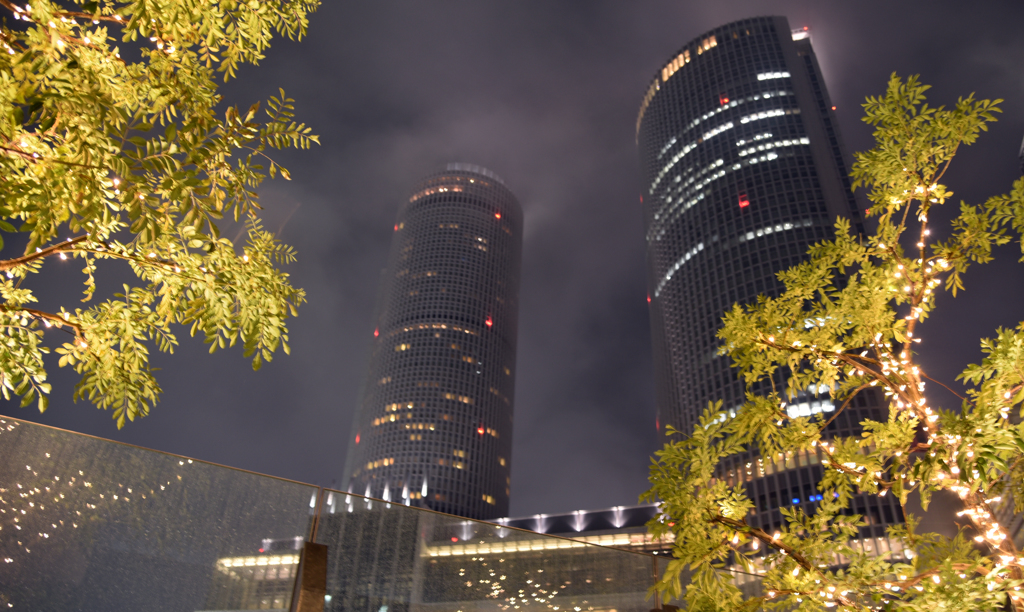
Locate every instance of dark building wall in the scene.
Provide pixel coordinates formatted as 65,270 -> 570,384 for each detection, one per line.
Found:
343,164 -> 522,520
1019,133 -> 1023,175
636,17 -> 903,551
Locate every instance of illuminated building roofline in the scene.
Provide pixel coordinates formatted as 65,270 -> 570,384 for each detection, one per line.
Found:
445,162 -> 506,186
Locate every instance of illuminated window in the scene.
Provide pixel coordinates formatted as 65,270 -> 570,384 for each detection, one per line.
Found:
661,49 -> 691,82
696,35 -> 716,54
366,458 -> 395,470
395,343 -> 410,351
443,393 -> 474,405
482,495 -> 495,505
404,422 -> 435,431
756,71 -> 791,81
453,449 -> 466,458
409,184 -> 465,203
636,79 -> 661,134
498,457 -> 506,466
384,402 -> 415,412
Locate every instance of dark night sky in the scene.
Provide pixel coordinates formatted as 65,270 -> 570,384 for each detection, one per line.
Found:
3,0 -> 1023,518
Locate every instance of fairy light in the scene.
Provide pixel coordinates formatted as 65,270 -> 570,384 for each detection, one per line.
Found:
0,418 -> 191,596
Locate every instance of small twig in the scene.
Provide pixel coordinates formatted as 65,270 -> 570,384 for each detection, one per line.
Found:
921,372 -> 969,403
820,382 -> 873,431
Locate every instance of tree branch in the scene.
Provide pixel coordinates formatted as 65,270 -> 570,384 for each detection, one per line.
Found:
1,305 -> 82,336
0,144 -> 106,169
0,0 -> 123,24
0,235 -> 89,272
711,515 -> 814,572
921,372 -> 968,403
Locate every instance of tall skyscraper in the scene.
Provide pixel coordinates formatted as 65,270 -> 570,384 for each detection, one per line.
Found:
636,17 -> 903,551
343,163 -> 522,520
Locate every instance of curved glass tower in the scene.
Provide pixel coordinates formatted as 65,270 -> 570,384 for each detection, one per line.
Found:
343,163 -> 522,520
637,17 -> 904,554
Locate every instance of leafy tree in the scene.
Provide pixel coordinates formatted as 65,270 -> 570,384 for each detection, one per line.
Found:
0,0 -> 319,427
644,75 -> 1024,610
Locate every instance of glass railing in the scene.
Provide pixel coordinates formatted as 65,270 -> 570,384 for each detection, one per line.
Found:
0,416 -> 667,612
0,417 -> 318,611
315,490 -> 662,612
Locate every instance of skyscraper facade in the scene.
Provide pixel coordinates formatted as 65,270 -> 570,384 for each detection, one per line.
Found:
343,163 -> 522,520
637,17 -> 904,553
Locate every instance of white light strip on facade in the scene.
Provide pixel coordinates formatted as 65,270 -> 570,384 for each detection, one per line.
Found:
757,71 -> 791,81
648,148 -> 797,243
702,121 -> 734,141
736,132 -> 772,146
738,218 -> 814,244
651,89 -> 794,192
649,141 -> 701,193
654,242 -> 704,297
657,136 -> 677,160
655,218 -> 815,297
786,400 -> 835,418
652,158 -> 724,222
739,108 -> 799,124
738,137 -> 810,157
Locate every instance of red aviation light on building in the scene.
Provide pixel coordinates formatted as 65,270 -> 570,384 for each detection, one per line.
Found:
478,425 -> 485,435
394,224 -> 398,231
738,193 -> 750,208
647,295 -> 651,303
373,328 -> 379,338
451,536 -> 458,542
494,212 -> 501,219
355,432 -> 360,444
485,316 -> 493,327
719,93 -> 730,106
